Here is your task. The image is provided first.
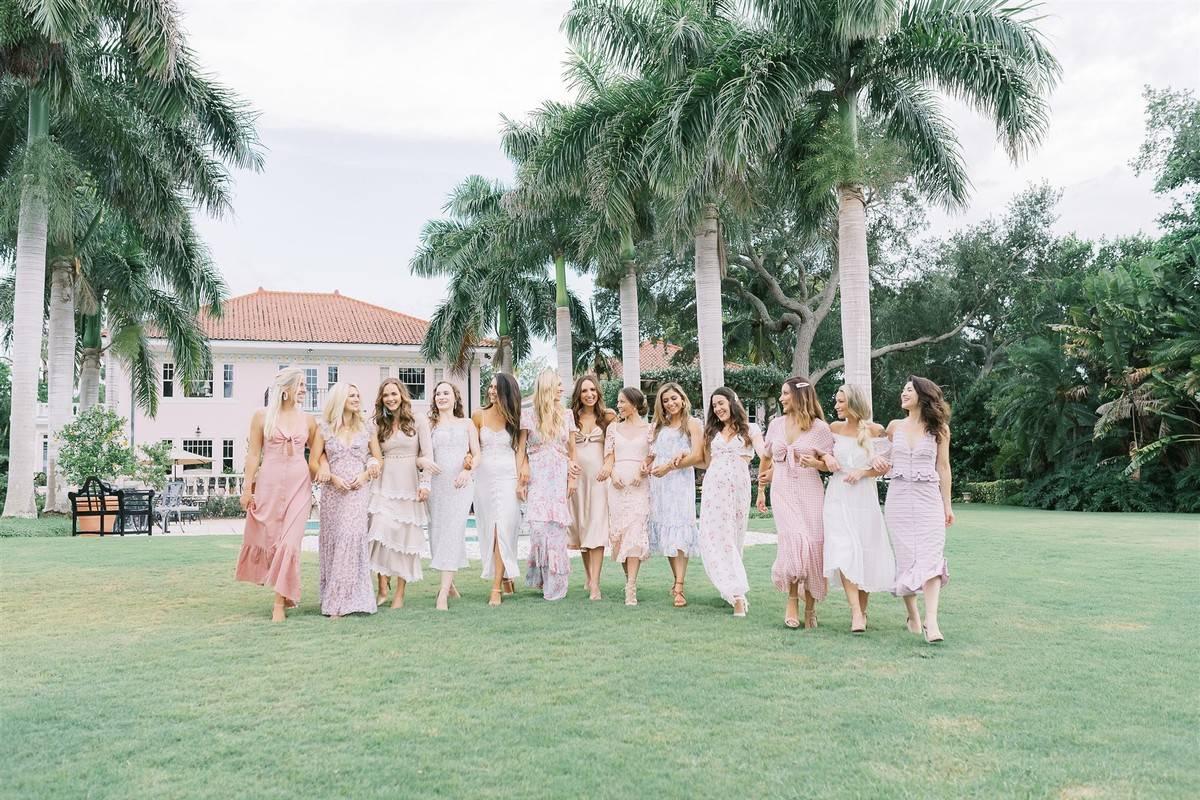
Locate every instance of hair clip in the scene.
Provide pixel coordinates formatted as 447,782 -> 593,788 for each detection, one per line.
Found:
793,382 -> 810,389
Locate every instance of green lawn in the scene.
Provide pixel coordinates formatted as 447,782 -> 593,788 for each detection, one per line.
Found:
2,507 -> 1196,799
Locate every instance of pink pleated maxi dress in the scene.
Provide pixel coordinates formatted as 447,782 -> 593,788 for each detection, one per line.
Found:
765,417 -> 834,600
235,415 -> 312,607
606,424 -> 651,563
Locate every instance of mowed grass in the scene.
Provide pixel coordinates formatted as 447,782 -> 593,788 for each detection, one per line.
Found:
1,507 -> 1196,799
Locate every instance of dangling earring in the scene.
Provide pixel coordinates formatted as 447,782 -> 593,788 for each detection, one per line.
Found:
282,391 -> 288,401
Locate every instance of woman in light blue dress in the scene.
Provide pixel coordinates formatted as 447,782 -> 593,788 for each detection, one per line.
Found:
648,382 -> 705,607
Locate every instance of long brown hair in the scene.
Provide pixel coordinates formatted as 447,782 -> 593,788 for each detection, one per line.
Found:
570,373 -> 611,433
374,378 -> 415,446
782,375 -> 824,431
486,372 -> 522,450
429,380 -> 465,426
618,386 -> 648,419
908,375 -> 951,441
652,382 -> 692,437
704,387 -> 750,445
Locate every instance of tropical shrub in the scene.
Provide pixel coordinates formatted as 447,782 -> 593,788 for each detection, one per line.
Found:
1023,462 -> 1173,512
134,442 -> 173,491
963,480 -> 1025,505
56,407 -> 135,487
202,495 -> 245,519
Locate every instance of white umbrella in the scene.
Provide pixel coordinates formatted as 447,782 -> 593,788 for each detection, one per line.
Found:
170,448 -> 211,479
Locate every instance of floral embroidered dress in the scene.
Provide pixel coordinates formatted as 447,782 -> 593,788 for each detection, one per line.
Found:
521,408 -> 575,600
235,414 -> 311,607
648,425 -> 700,557
765,417 -> 834,600
605,423 -> 651,563
316,421 -> 376,616
885,430 -> 949,596
698,425 -> 761,605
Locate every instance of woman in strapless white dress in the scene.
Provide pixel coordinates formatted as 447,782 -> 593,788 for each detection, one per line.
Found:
471,373 -> 523,606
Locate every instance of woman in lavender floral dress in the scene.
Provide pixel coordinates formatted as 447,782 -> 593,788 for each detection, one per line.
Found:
309,383 -> 380,617
648,382 -> 704,607
517,369 -> 577,601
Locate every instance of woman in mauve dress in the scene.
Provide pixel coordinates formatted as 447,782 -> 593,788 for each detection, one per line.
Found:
368,379 -> 433,609
757,377 -> 834,630
820,384 -> 895,634
471,372 -> 523,606
648,382 -> 705,607
880,376 -> 954,644
569,374 -> 616,600
597,387 -> 651,606
426,381 -> 480,611
698,388 -> 766,618
517,369 -> 577,601
309,382 -> 380,618
235,367 -> 318,622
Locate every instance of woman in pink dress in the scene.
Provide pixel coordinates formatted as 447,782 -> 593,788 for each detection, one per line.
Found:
699,388 -> 766,617
517,369 -> 577,601
235,367 -> 318,622
309,382 -> 380,618
757,377 -> 834,629
881,376 -> 954,644
597,387 -> 651,606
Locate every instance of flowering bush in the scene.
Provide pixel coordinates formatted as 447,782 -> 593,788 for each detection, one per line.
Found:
57,407 -> 136,487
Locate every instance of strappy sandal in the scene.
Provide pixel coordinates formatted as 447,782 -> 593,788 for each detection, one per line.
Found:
784,595 -> 801,628
488,589 -> 502,608
625,582 -> 638,606
448,583 -> 461,599
804,609 -> 819,630
502,579 -> 515,595
733,597 -> 748,617
671,581 -> 688,608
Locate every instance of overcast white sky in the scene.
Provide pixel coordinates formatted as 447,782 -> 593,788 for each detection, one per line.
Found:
179,0 -> 1200,323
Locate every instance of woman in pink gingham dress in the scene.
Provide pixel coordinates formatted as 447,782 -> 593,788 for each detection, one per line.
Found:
759,377 -> 834,629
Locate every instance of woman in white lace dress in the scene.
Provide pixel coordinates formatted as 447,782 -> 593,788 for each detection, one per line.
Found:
648,382 -> 704,607
471,373 -> 522,606
698,388 -> 766,617
426,381 -> 480,611
820,384 -> 895,633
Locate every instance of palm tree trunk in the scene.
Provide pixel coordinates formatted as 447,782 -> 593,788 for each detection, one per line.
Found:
694,203 -> 725,409
837,184 -> 871,392
496,300 -> 513,375
78,311 -> 103,411
618,259 -> 641,389
3,90 -> 50,518
43,255 -> 76,513
553,250 -> 572,396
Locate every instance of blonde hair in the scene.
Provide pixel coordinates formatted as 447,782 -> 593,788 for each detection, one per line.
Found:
838,383 -> 874,457
264,367 -> 305,440
322,382 -> 364,435
652,382 -> 692,437
533,369 -> 565,441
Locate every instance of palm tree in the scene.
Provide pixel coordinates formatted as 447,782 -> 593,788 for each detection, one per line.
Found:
572,297 -> 622,378
1,2 -> 261,516
690,0 -> 1060,394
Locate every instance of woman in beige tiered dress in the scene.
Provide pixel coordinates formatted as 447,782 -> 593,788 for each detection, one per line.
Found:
368,379 -> 433,609
568,374 -> 615,601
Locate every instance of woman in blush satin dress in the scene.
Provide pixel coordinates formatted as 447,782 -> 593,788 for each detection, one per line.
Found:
309,382 -> 380,618
820,384 -> 895,634
881,376 -> 954,644
235,367 -> 318,622
517,369 -> 577,601
757,377 -> 834,630
648,382 -> 705,607
368,379 -> 433,609
472,372 -> 523,606
698,388 -> 766,618
426,381 -> 480,611
597,387 -> 651,606
569,374 -> 616,600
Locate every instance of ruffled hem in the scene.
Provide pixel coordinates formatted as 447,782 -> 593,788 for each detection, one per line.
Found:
368,495 -> 427,525
368,518 -> 425,551
824,565 -> 894,595
610,534 -> 649,563
525,521 -> 570,600
235,543 -> 301,606
649,521 -> 700,557
770,565 -> 828,601
372,487 -> 425,502
892,561 -> 949,596
888,471 -> 940,483
368,540 -> 424,581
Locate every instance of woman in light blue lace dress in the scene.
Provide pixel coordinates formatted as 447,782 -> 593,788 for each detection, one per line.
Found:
426,381 -> 480,611
648,382 -> 705,607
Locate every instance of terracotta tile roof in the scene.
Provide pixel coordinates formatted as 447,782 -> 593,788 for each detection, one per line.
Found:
196,289 -> 429,345
609,340 -> 690,377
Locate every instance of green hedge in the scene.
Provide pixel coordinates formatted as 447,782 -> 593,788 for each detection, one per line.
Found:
0,517 -> 73,538
963,479 -> 1025,505
202,495 -> 246,519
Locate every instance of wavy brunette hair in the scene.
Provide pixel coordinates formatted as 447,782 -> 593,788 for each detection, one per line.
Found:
570,373 -> 612,433
908,375 -> 951,441
374,378 -> 416,446
486,372 -> 522,450
704,387 -> 750,445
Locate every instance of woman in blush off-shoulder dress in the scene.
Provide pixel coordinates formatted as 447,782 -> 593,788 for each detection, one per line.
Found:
881,376 -> 954,644
569,374 -> 616,601
820,384 -> 895,634
368,379 -> 434,609
757,377 -> 834,630
597,387 -> 651,606
472,372 -> 523,607
235,368 -> 318,622
309,383 -> 380,618
518,369 -> 577,601
426,381 -> 480,611
648,382 -> 705,607
698,388 -> 766,618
